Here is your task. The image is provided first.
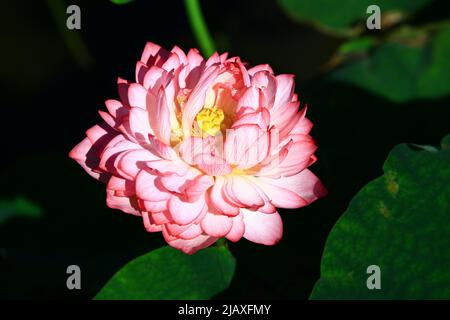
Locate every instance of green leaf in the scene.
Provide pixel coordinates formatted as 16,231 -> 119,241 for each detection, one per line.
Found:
278,0 -> 431,36
331,23 -> 450,102
95,245 -> 235,300
338,36 -> 376,55
310,134 -> 450,299
110,0 -> 134,5
0,196 -> 43,224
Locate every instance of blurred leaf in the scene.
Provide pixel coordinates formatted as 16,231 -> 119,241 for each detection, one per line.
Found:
95,246 -> 235,300
110,0 -> 135,4
338,36 -> 376,55
310,134 -> 450,299
278,0 -> 431,36
331,23 -> 450,102
0,196 -> 43,224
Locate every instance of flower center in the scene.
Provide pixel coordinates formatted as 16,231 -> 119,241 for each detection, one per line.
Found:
196,107 -> 225,137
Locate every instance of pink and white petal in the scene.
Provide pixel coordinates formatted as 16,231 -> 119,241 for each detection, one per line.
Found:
229,175 -> 265,208
141,212 -> 162,232
160,79 -> 179,141
140,200 -> 168,213
165,222 -> 202,240
193,153 -> 232,176
135,61 -> 149,84
140,41 -> 169,67
181,174 -> 214,202
135,169 -> 171,202
146,89 -> 171,145
224,124 -> 269,169
282,169 -> 327,203
99,138 -> 140,178
221,176 -> 245,207
219,52 -> 229,62
242,209 -> 283,245
113,115 -> 138,144
165,222 -> 191,237
168,194 -> 207,225
200,212 -> 233,237
145,158 -> 190,177
251,71 -> 276,108
141,41 -> 162,63
251,175 -> 307,209
150,211 -> 171,225
234,58 -> 251,86
158,168 -> 200,194
185,50 -> 206,89
118,148 -> 160,179
232,107 -> 270,129
159,172 -> 188,194
143,66 -> 166,90
262,138 -> 317,178
85,122 -> 118,154
205,52 -> 220,67
177,223 -> 203,240
191,204 -> 208,224
98,140 -> 127,174
162,228 -> 218,255
236,86 -> 260,112
117,77 -> 130,105
85,121 -> 111,141
171,46 -> 188,64
70,137 -> 94,163
209,176 -> 240,216
271,101 -> 299,130
107,176 -> 135,197
231,176 -> 276,213
127,83 -> 148,110
256,133 -> 303,178
257,200 -> 277,214
212,86 -> 237,117
248,64 -> 274,76
272,74 -> 295,111
225,213 -> 245,242
178,136 -> 214,165
69,137 -> 109,182
143,135 -> 178,162
182,66 -> 220,137
253,169 -> 326,208
105,99 -> 129,122
98,110 -> 116,128
289,107 -> 313,135
161,52 -> 181,72
187,48 -> 205,69
128,107 -> 154,144
96,133 -> 126,157
106,191 -> 141,216
280,118 -> 301,143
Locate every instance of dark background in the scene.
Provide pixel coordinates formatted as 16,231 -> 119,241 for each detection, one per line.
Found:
0,0 -> 449,299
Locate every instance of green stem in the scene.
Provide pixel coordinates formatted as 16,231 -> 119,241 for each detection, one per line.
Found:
215,238 -> 227,248
184,0 -> 216,57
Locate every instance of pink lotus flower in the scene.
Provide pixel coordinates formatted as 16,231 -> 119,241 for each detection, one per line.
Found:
69,42 -> 326,254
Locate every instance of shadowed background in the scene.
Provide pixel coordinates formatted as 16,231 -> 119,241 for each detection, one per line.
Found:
0,0 -> 449,299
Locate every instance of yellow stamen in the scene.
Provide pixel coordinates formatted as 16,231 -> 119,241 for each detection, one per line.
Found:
177,95 -> 187,107
196,107 -> 225,136
231,168 -> 246,175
